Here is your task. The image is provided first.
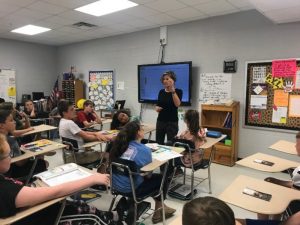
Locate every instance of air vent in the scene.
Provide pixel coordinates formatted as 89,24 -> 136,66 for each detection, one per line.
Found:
72,22 -> 97,30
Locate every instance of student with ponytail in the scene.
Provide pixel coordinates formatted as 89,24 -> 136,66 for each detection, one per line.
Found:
110,121 -> 176,224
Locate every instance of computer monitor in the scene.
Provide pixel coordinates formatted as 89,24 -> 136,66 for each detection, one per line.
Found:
114,100 -> 126,110
32,92 -> 45,101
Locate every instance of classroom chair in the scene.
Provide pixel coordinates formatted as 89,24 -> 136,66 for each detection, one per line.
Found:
61,137 -> 105,170
169,139 -> 215,199
109,158 -> 169,225
59,214 -> 107,225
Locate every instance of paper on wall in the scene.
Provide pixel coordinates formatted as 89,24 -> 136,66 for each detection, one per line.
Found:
253,66 -> 266,83
289,95 -> 300,117
250,95 -> 267,109
272,107 -> 287,123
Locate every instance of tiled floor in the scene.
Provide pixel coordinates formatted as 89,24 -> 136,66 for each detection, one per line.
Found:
46,145 -> 291,225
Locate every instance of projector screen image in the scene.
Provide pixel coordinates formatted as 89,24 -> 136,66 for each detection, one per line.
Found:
138,61 -> 192,106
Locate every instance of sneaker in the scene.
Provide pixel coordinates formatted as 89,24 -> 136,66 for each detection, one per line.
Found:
114,197 -> 128,222
152,205 -> 176,224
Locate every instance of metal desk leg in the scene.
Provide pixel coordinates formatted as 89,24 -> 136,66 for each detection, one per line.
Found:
54,199 -> 67,225
25,158 -> 38,186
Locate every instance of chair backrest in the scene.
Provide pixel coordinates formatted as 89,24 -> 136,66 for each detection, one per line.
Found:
61,137 -> 79,149
110,158 -> 138,197
173,138 -> 195,150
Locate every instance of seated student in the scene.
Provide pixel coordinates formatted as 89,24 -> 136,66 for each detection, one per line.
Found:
182,196 -> 300,225
174,110 -> 206,167
24,100 -> 37,119
110,121 -> 176,224
0,102 -> 34,143
111,109 -> 131,130
0,134 -> 123,225
0,109 -> 47,180
77,100 -> 102,128
58,100 -> 111,165
260,131 -> 300,219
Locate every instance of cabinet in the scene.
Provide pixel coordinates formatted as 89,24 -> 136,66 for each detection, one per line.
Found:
201,101 -> 239,166
62,79 -> 84,106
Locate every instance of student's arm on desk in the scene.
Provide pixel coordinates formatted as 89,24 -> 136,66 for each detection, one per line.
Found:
12,127 -> 34,137
77,130 -> 110,142
281,211 -> 300,225
15,173 -> 109,208
264,177 -> 293,188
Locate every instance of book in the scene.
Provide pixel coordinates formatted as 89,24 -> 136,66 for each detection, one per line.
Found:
34,163 -> 92,187
23,139 -> 52,152
70,189 -> 101,203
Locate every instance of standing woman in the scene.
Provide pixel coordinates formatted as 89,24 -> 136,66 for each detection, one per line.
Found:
156,71 -> 182,145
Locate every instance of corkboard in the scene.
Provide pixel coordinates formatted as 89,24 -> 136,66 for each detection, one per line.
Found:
245,60 -> 300,131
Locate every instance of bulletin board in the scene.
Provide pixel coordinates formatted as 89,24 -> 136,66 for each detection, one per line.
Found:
88,70 -> 114,110
0,69 -> 16,104
245,59 -> 300,131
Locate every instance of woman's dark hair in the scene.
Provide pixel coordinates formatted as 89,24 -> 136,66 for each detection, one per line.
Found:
57,100 -> 72,117
0,102 -> 13,111
111,109 -> 131,130
182,196 -> 235,225
0,110 -> 12,124
184,110 -> 204,142
160,71 -> 176,83
110,121 -> 141,162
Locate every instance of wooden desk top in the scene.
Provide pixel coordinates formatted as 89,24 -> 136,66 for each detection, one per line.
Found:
141,146 -> 184,172
11,140 -> 66,163
236,152 -> 299,172
141,123 -> 156,134
269,140 -> 297,155
201,135 -> 227,149
219,175 -> 300,215
21,124 -> 57,136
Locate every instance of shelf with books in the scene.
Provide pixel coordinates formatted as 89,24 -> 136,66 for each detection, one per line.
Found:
201,101 -> 240,166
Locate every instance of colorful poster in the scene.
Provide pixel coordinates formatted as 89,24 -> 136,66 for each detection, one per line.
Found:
252,66 -> 266,83
249,110 -> 262,121
272,106 -> 287,123
273,90 -> 289,107
272,59 -> 296,77
289,95 -> 300,117
265,73 -> 284,89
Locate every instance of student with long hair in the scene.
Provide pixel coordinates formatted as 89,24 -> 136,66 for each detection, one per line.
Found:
110,109 -> 131,130
175,110 -> 206,167
110,121 -> 176,224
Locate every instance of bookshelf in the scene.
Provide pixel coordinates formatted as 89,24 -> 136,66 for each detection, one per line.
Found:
62,79 -> 84,106
201,101 -> 240,166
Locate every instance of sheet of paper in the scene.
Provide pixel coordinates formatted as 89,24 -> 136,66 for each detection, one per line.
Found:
152,147 -> 182,161
250,95 -> 267,109
273,90 -> 289,107
295,68 -> 300,89
272,107 -> 287,123
45,169 -> 91,186
252,66 -> 266,83
272,59 -> 296,78
289,95 -> 300,117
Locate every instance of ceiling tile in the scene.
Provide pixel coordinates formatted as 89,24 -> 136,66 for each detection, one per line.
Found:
125,5 -> 160,17
59,10 -> 95,21
145,13 -> 180,25
101,12 -> 139,24
145,0 -> 187,12
226,0 -> 254,9
0,3 -> 20,14
178,0 -> 213,6
194,0 -> 237,15
125,18 -> 158,28
0,0 -> 37,7
42,0 -> 96,9
264,6 -> 300,23
26,1 -> 69,15
43,16 -> 78,26
131,0 -> 157,5
10,8 -> 52,20
55,26 -> 85,34
248,0 -> 300,12
166,7 -> 206,20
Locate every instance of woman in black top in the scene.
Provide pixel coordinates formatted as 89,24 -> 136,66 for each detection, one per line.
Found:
155,71 -> 182,145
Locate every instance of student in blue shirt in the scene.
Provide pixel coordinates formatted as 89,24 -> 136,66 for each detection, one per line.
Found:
110,121 -> 176,224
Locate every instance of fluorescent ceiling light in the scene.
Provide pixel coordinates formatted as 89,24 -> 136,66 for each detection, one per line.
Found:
75,0 -> 138,17
11,25 -> 51,35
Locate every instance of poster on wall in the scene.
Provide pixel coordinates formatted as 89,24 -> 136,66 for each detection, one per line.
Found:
88,70 -> 114,111
199,73 -> 232,104
0,69 -> 16,104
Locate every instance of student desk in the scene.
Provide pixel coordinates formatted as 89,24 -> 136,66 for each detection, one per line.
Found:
11,140 -> 66,163
141,146 -> 185,172
219,175 -> 300,215
168,216 -> 243,225
201,135 -> 227,149
269,140 -> 297,155
11,140 -> 66,185
236,152 -> 299,173
21,124 -> 58,140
